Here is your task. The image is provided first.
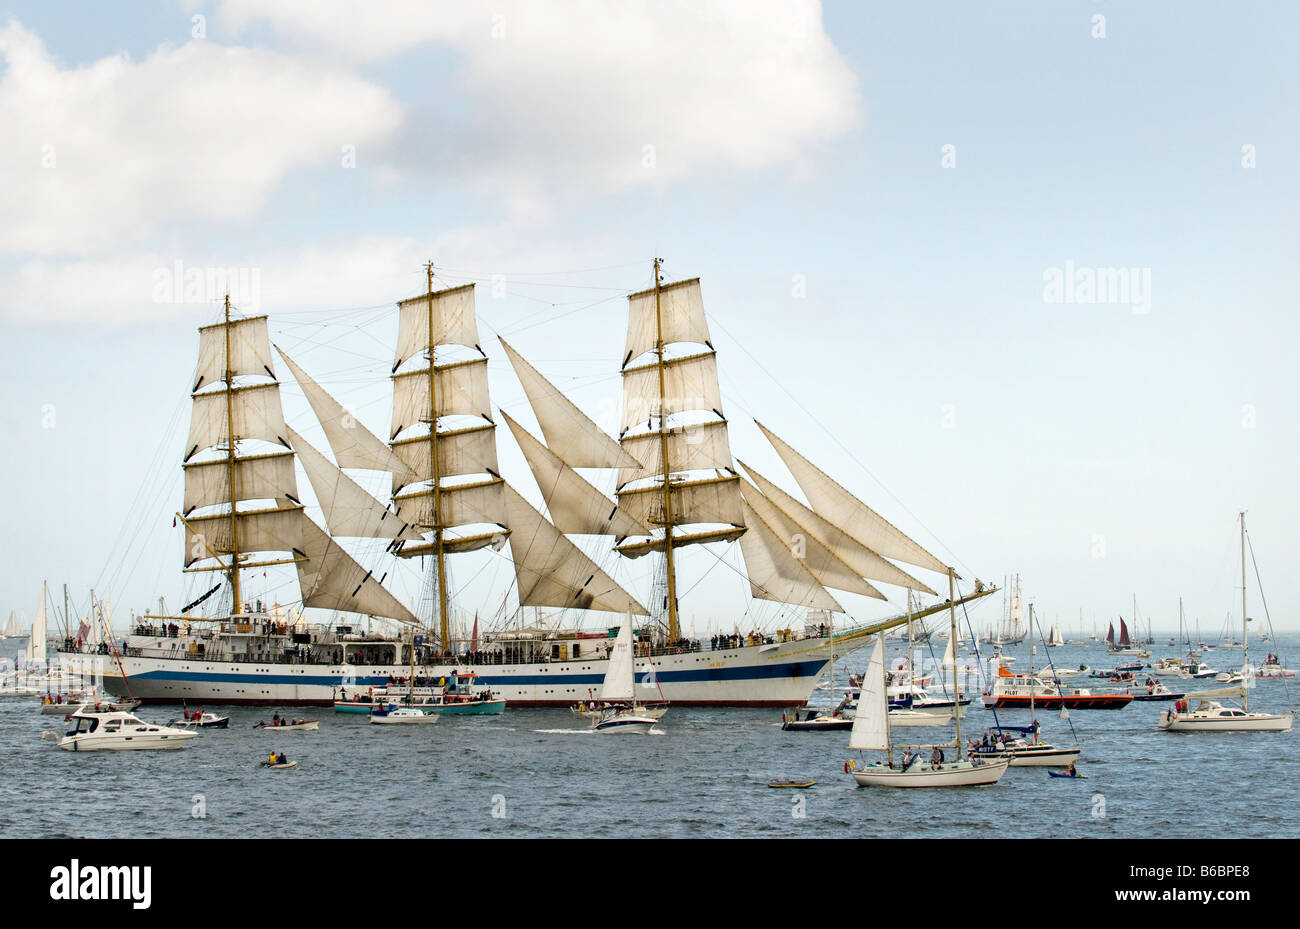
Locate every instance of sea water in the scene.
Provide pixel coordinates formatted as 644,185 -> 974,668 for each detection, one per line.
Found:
0,635 -> 1295,838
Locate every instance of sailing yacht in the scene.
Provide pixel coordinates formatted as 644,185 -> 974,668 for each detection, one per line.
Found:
59,263 -> 998,707
845,634 -> 1008,787
591,614 -> 663,733
0,611 -> 22,640
1159,513 -> 1293,733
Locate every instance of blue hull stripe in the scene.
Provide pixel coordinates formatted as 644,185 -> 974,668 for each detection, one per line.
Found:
129,659 -> 827,689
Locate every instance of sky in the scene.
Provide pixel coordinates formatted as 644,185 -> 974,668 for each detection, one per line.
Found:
1,1 -> 1296,640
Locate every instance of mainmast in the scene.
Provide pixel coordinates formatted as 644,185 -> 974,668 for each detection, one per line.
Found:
427,263 -> 450,654
224,294 -> 242,613
651,258 -> 681,641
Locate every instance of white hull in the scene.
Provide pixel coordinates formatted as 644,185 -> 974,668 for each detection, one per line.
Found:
1158,710 -> 1293,732
62,637 -> 837,708
850,759 -> 1009,787
594,714 -> 659,733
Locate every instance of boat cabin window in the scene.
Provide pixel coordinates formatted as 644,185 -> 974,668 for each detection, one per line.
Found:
72,717 -> 99,734
103,719 -> 122,733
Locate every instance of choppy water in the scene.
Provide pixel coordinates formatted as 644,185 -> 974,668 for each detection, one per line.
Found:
1,636 -> 1296,838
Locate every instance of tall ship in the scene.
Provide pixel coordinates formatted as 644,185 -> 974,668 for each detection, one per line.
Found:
61,261 -> 995,707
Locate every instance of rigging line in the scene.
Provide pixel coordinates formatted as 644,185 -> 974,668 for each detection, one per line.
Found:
432,272 -> 633,293
705,310 -> 972,579
433,261 -> 648,277
491,293 -> 627,338
1030,602 -> 1080,744
1244,529 -> 1293,708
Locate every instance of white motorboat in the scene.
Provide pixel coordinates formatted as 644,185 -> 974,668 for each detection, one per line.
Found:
1158,699 -> 1292,732
55,710 -> 198,751
369,705 -> 438,724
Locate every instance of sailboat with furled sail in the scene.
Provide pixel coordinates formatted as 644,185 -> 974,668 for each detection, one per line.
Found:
61,261 -> 997,707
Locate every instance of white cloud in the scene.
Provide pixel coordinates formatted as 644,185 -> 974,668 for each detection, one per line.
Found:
218,0 -> 860,207
0,21 -> 404,256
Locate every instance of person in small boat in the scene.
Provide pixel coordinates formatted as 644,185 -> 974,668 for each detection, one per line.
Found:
272,711 -> 281,726
1066,762 -> 1077,777
278,750 -> 287,765
930,747 -> 944,770
268,751 -> 278,765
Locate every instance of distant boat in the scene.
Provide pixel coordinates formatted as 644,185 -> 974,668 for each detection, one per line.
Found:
0,611 -> 22,639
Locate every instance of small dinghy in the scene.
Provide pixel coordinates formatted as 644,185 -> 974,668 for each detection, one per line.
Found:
768,780 -> 817,788
260,760 -> 298,770
1048,770 -> 1087,779
254,718 -> 319,731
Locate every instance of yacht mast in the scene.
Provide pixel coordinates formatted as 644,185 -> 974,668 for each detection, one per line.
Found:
1241,511 -> 1249,711
949,568 -> 961,749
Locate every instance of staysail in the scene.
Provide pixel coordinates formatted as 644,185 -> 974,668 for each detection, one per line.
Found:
600,613 -> 637,702
848,637 -> 889,751
24,583 -> 48,666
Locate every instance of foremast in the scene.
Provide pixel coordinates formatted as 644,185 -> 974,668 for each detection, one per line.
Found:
181,300 -> 303,611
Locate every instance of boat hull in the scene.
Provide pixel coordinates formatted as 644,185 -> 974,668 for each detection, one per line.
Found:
62,639 -> 836,708
983,694 -> 1133,710
1158,710 -> 1293,732
850,759 -> 1009,787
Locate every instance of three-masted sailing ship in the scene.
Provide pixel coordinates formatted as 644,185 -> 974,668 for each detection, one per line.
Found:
60,260 -> 995,707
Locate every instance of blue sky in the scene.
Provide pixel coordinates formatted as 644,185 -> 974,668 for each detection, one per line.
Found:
1,1 -> 1296,638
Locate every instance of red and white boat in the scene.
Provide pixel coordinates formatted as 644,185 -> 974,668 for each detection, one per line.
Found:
981,667 -> 1133,710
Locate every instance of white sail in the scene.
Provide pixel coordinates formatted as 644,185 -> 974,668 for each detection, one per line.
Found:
620,352 -> 723,433
740,477 -> 883,600
390,423 -> 500,490
394,284 -> 481,370
740,461 -> 933,594
182,449 -> 297,514
194,315 -> 275,391
848,637 -> 889,751
617,474 -> 745,529
737,499 -> 842,612
295,518 -> 417,624
185,383 -> 290,460
600,613 -> 637,702
502,412 -> 649,537
499,337 -> 638,469
941,632 -> 956,668
393,477 -> 507,535
276,347 -> 418,482
287,426 -> 420,541
618,420 -> 733,487
391,358 -> 492,437
501,484 -> 649,615
3,610 -> 20,637
757,422 -> 948,576
1186,684 -> 1248,700
183,505 -> 305,567
624,278 -> 712,364
24,583 -> 48,665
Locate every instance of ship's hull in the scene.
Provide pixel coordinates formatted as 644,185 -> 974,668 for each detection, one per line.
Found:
59,638 -> 836,708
